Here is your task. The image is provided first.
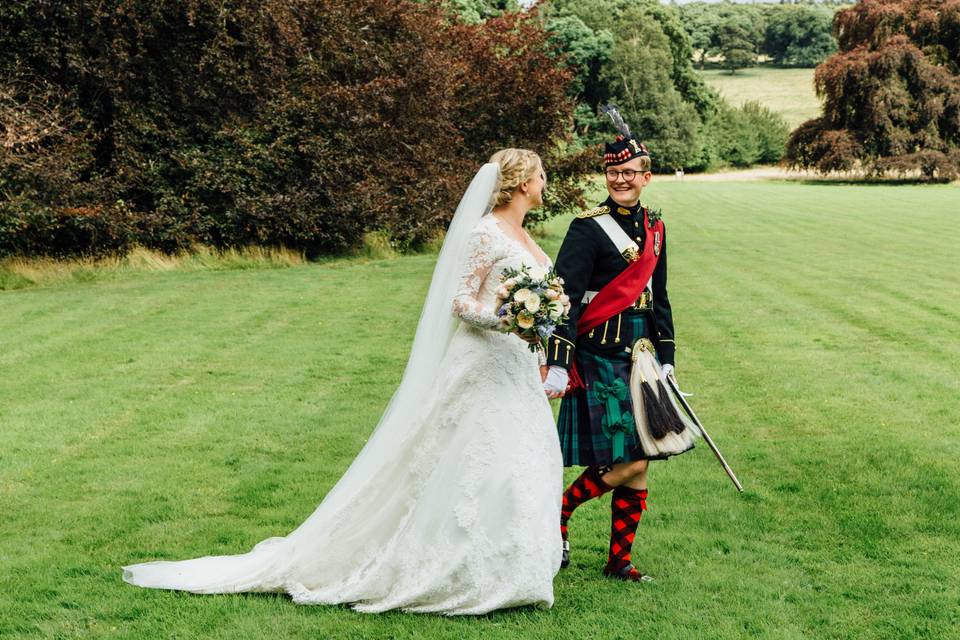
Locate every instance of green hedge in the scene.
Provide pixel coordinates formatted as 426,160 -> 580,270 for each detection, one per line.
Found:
0,0 -> 583,259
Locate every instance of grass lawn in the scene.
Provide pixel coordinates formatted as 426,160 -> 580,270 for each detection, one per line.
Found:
699,67 -> 820,130
2,180 -> 959,639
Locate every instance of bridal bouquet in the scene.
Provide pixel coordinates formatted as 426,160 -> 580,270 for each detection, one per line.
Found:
494,265 -> 571,352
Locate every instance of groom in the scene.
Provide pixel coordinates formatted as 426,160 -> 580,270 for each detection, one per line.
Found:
544,110 -> 685,582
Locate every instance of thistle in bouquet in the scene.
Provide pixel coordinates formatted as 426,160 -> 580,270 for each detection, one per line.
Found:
494,265 -> 571,353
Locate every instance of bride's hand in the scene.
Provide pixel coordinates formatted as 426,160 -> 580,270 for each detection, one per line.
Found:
518,331 -> 541,345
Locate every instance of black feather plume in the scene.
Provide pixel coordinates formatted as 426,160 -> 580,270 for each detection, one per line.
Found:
600,104 -> 632,139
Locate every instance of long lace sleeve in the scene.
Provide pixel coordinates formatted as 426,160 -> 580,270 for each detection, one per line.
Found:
452,222 -> 502,329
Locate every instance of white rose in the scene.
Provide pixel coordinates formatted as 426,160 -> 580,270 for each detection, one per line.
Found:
513,288 -> 531,303
524,294 -> 541,313
548,300 -> 564,317
544,289 -> 559,300
528,265 -> 547,281
559,294 -> 570,304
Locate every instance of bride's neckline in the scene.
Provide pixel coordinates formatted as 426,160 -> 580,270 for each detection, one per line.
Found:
487,216 -> 551,269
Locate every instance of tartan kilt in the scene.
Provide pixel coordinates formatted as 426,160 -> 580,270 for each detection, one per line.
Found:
557,310 -> 677,467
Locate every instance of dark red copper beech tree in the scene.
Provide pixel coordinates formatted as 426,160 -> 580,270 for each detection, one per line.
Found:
787,0 -> 960,180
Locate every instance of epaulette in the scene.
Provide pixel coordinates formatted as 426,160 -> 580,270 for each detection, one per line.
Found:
575,205 -> 610,219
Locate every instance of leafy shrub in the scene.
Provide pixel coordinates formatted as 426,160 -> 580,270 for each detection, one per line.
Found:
740,101 -> 790,164
707,103 -> 761,168
0,0 -> 581,258
0,199 -> 136,258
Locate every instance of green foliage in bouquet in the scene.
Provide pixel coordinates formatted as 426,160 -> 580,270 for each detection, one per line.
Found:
494,265 -> 571,353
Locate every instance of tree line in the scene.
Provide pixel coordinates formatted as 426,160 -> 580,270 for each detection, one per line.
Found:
541,0 -> 791,172
2,0 -> 956,260
678,1 -> 845,73
0,0 -> 591,259
0,0 -> 793,260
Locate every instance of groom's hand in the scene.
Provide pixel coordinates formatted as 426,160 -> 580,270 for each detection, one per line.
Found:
660,363 -> 675,383
660,364 -> 690,396
544,366 -> 568,399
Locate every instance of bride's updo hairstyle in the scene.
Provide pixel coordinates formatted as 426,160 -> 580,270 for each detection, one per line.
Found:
489,148 -> 543,207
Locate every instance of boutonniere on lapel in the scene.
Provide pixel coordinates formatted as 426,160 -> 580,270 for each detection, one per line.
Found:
645,207 -> 663,256
645,207 -> 663,228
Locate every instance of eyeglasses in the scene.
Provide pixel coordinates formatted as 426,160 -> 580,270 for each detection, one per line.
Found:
604,169 -> 638,182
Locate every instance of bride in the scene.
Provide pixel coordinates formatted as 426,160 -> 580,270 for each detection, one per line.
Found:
123,148 -> 565,615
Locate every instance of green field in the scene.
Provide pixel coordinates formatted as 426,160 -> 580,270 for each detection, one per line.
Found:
700,67 -> 821,130
2,181 -> 959,639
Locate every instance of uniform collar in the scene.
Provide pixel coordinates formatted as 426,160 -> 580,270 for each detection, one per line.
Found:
603,197 -> 642,218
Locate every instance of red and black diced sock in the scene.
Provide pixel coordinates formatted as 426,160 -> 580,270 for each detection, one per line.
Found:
606,486 -> 648,572
560,466 -> 613,540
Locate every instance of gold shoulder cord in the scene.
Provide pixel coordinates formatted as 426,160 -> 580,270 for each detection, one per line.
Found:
575,205 -> 610,220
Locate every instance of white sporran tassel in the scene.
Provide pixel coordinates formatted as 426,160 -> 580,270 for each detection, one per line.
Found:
629,339 -> 698,457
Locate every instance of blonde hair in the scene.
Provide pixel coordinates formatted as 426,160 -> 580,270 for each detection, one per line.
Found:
489,148 -> 543,207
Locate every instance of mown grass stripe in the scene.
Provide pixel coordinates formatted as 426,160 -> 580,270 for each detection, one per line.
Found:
2,181 -> 958,639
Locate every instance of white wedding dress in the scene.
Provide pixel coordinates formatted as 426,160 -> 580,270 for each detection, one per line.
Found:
123,165 -> 564,615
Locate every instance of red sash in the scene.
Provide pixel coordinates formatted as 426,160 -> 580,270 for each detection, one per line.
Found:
576,212 -> 664,336
566,211 -> 663,392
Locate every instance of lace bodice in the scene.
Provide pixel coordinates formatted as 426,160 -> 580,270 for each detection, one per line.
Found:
452,215 -> 552,330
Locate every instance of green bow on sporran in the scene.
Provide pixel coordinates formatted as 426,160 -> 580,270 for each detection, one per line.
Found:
593,378 -> 633,462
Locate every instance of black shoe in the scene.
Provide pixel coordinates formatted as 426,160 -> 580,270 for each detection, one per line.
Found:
603,563 -> 653,582
560,540 -> 570,569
